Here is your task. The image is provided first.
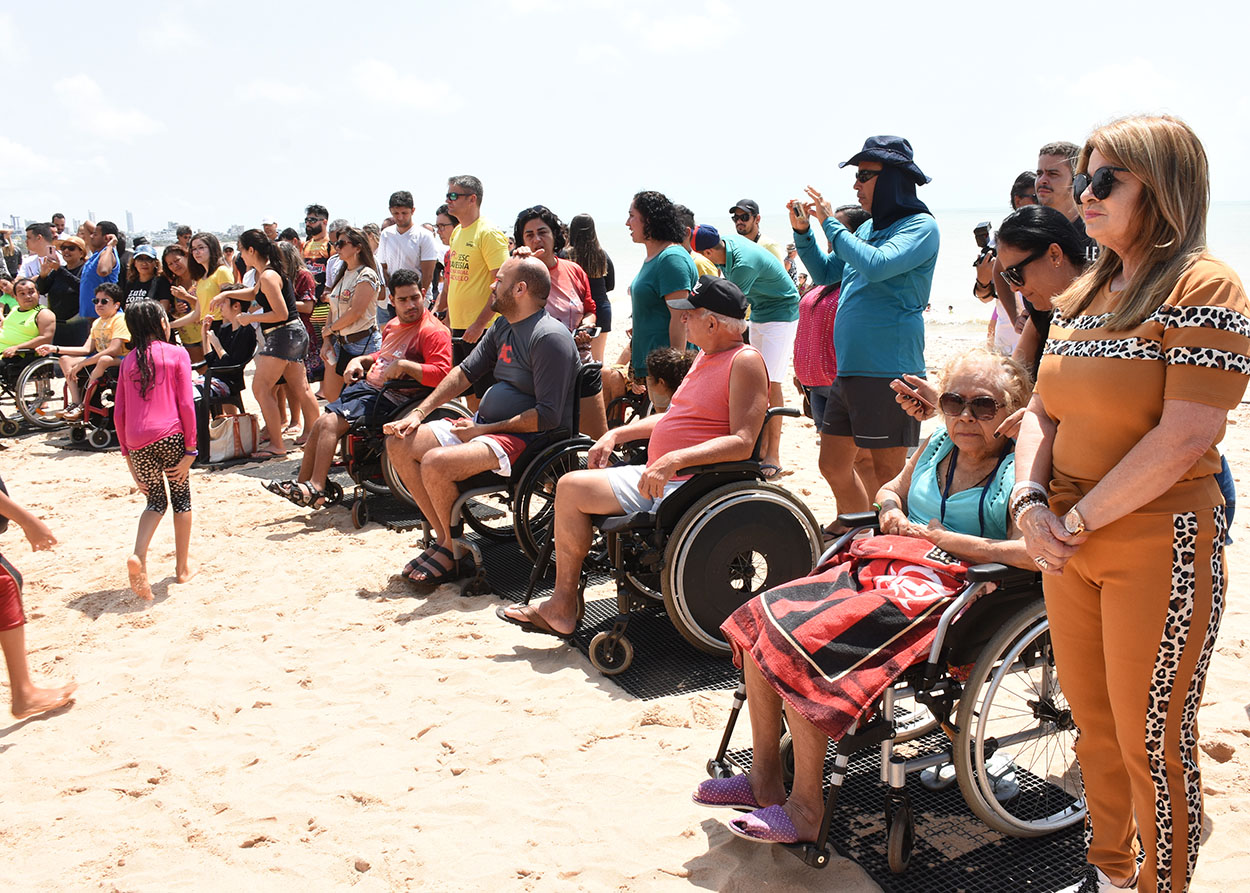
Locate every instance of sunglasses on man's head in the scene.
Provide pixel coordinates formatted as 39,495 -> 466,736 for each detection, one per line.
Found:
999,247 -> 1048,289
939,392 -> 1004,421
1073,165 -> 1130,204
730,212 -> 751,223
854,169 -> 882,184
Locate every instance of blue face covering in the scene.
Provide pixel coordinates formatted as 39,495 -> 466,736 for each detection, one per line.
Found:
869,165 -> 933,230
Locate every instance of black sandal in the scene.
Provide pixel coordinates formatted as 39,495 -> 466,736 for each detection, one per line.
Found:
405,546 -> 464,590
289,481 -> 328,509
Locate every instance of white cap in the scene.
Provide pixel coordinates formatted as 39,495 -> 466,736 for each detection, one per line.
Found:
261,216 -> 277,226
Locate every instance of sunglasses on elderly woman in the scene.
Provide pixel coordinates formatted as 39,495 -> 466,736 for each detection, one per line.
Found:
1072,165 -> 1130,204
939,392 -> 1004,421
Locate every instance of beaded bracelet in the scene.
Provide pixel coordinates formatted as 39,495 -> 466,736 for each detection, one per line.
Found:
1011,493 -> 1049,526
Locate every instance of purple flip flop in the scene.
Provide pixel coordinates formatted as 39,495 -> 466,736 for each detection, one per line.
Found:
692,774 -> 762,812
727,805 -> 800,844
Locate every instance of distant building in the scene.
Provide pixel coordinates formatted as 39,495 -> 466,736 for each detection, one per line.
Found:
126,211 -> 135,234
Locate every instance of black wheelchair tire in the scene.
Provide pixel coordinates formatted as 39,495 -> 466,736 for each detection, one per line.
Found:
661,481 -> 821,655
514,439 -> 593,560
14,356 -> 68,429
953,600 -> 1086,837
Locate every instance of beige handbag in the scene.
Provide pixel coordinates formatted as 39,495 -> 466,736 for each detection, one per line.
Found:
208,413 -> 260,462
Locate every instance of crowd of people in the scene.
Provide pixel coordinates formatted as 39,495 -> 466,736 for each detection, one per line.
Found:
0,113 -> 1245,893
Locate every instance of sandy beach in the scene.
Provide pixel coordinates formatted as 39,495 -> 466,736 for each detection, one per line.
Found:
2,319 -> 1249,891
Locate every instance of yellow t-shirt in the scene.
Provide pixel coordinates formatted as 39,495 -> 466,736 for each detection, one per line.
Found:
91,313 -> 130,355
447,218 -> 509,330
197,265 -> 235,324
693,251 -> 720,279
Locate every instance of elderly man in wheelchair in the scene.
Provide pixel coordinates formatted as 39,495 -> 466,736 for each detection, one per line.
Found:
264,268 -> 452,509
383,256 -> 580,589
498,275 -> 769,639
691,347 -> 1069,858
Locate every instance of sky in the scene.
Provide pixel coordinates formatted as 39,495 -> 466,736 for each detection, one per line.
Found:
3,1 -> 1249,236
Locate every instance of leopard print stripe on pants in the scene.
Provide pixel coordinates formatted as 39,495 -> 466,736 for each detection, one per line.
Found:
1044,506 -> 1227,893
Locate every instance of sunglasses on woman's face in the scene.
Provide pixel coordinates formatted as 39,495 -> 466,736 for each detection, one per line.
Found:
335,239 -> 352,249
1073,165 -> 1130,204
939,392 -> 1003,421
999,247 -> 1047,289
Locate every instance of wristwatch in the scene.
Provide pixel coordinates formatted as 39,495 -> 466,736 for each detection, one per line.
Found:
1062,507 -> 1087,535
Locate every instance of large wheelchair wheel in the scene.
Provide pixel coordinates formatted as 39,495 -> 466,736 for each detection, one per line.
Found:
662,481 -> 821,655
953,599 -> 1085,837
377,402 -> 473,509
514,439 -> 592,560
15,357 -> 68,429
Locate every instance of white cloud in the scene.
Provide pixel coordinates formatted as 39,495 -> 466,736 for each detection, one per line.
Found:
626,0 -> 740,53
350,61 -> 452,111
53,74 -> 162,141
575,43 -> 623,65
0,135 -> 58,182
140,12 -> 193,45
240,78 -> 316,105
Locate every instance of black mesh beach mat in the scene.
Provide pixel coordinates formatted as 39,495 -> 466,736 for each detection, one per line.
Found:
727,729 -> 1086,892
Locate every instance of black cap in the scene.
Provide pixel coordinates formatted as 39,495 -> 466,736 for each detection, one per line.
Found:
728,198 -> 760,216
666,275 -> 748,319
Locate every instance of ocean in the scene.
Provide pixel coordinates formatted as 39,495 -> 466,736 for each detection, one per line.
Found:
590,201 -> 1250,330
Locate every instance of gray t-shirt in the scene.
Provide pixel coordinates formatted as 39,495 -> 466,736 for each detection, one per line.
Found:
460,309 -> 580,432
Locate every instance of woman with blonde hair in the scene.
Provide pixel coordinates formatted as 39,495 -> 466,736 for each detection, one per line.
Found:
1014,115 -> 1249,893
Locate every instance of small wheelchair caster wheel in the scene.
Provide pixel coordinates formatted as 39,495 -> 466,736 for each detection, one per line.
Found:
886,803 -> 914,874
88,427 -> 113,449
706,759 -> 734,780
0,419 -> 20,437
70,426 -> 87,444
460,571 -> 489,597
351,499 -> 369,529
589,632 -> 633,676
323,481 -> 344,506
779,731 -> 795,785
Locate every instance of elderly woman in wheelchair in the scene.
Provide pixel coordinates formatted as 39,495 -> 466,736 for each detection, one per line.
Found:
694,347 -> 1041,848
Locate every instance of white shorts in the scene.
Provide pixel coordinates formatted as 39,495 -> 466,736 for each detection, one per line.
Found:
604,463 -> 686,515
425,417 -> 515,477
748,319 -> 799,384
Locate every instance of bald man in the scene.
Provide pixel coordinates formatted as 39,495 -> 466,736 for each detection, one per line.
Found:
384,256 -> 580,587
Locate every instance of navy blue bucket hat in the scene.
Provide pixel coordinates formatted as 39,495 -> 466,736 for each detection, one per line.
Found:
839,135 -> 931,186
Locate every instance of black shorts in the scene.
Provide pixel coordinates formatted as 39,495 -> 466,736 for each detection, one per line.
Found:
452,329 -> 495,399
820,375 -> 920,449
579,364 -> 603,397
259,320 -> 309,363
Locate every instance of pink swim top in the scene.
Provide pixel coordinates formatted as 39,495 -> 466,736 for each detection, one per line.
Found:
114,341 -> 197,456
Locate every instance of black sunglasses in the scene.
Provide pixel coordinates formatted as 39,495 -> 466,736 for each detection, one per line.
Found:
446,191 -> 477,201
334,238 -> 352,248
854,169 -> 882,184
1073,165 -> 1130,204
730,212 -> 752,223
939,392 -> 1004,421
999,247 -> 1047,289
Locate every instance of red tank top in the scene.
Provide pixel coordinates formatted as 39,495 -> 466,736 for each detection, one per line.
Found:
647,343 -> 756,470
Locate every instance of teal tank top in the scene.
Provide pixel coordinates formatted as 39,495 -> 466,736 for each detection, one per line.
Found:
906,428 -> 1014,540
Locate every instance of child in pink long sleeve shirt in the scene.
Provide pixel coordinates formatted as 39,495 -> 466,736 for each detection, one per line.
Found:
114,301 -> 198,600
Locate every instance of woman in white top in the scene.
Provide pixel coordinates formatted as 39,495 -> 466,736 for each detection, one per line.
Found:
319,226 -> 382,402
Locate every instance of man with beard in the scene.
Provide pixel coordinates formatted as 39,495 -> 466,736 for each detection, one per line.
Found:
302,204 -> 332,297
728,198 -> 785,262
51,214 -> 67,237
383,256 -> 579,588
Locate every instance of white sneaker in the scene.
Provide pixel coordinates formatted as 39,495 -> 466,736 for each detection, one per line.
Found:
1054,866 -> 1137,892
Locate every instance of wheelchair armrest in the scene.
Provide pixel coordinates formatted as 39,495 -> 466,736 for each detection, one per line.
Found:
598,511 -> 657,534
965,563 -> 1040,585
379,379 -> 430,393
676,461 -> 760,477
836,511 -> 880,530
764,406 -> 800,422
191,360 -> 207,371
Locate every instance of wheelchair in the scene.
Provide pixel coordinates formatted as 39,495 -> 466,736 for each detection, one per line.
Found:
0,352 -> 69,435
338,381 -> 470,528
524,406 -> 822,676
704,512 -> 1085,874
395,363 -> 604,596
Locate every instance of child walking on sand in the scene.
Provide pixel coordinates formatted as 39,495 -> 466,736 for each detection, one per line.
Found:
0,483 -> 76,719
114,301 -> 198,600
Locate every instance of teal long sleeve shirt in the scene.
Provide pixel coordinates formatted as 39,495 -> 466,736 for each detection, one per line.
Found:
793,212 -> 939,377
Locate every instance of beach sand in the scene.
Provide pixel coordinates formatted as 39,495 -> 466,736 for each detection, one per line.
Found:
2,319 -> 1248,891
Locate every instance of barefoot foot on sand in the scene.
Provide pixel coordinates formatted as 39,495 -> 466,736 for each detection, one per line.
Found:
127,554 -> 152,600
12,682 -> 77,719
174,562 -> 198,584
